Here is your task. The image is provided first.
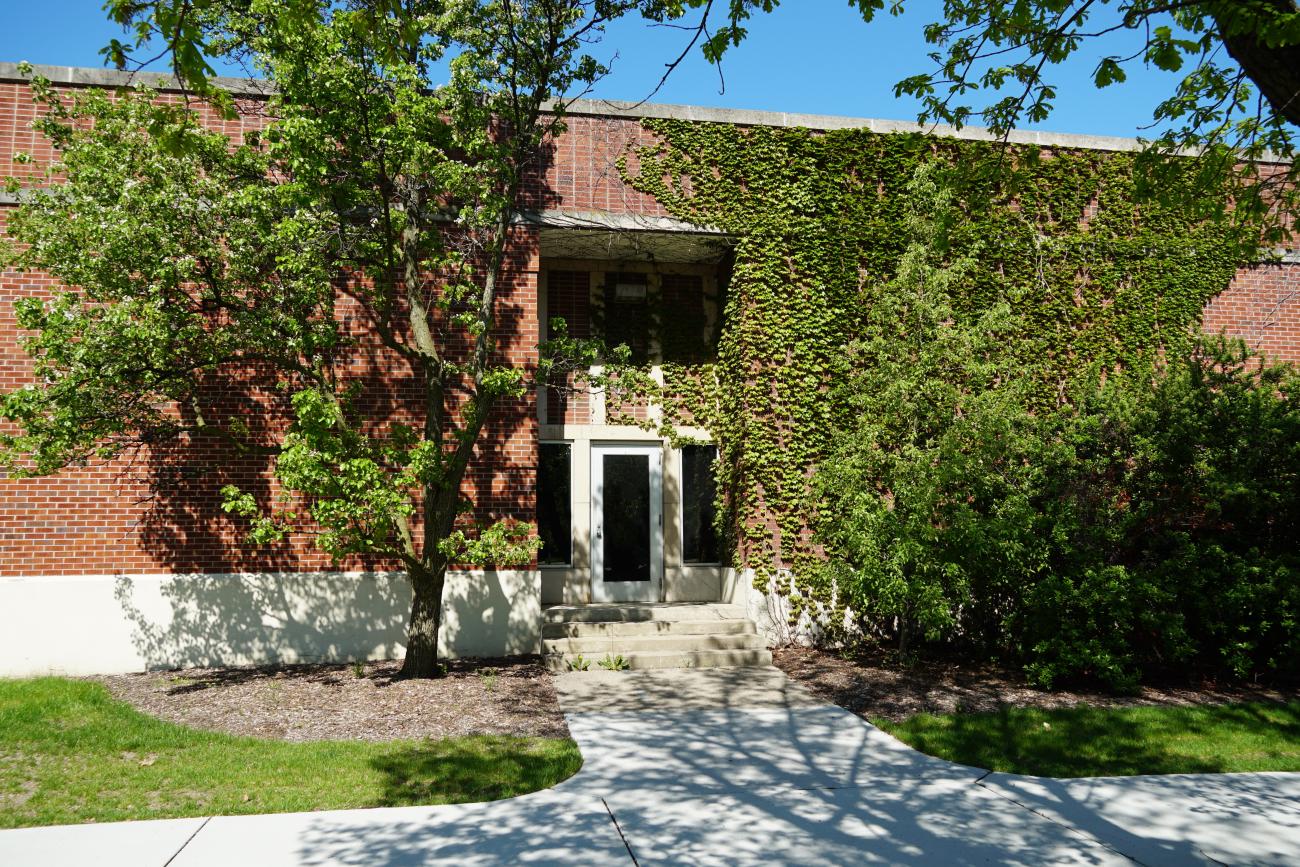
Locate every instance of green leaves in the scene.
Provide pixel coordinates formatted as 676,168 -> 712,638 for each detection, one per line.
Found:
437,519 -> 542,567
621,111 -> 1279,685
1093,57 -> 1126,88
874,1 -> 1300,242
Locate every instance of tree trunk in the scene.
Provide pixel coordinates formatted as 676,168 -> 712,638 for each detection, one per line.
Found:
1214,0 -> 1300,127
399,566 -> 446,678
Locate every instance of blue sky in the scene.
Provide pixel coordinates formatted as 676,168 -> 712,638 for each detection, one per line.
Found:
0,0 -> 1189,139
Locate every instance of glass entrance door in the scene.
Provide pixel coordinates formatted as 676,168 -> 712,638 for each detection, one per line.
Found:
590,444 -> 662,603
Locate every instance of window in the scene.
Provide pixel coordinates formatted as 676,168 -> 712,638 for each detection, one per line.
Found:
537,443 -> 572,565
603,273 -> 649,363
659,273 -> 711,364
680,444 -> 720,564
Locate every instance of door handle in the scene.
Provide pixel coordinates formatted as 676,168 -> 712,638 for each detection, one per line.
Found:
595,526 -> 602,539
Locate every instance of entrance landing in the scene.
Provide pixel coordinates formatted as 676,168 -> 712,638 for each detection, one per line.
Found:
553,665 -> 821,713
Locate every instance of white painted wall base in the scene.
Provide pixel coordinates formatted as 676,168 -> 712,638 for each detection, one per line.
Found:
729,567 -> 858,649
0,570 -> 540,676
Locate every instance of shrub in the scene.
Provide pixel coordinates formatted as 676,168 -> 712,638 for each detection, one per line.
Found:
821,331 -> 1300,689
816,168 -> 1300,689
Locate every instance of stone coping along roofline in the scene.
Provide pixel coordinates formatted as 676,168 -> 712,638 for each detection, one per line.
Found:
0,59 -> 1261,159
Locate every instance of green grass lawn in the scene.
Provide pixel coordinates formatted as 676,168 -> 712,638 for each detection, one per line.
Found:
0,677 -> 582,829
877,700 -> 1300,778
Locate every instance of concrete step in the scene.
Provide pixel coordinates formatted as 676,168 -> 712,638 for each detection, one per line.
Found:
542,618 -> 756,640
542,603 -> 768,672
543,632 -> 765,656
543,603 -> 745,625
545,647 -> 774,673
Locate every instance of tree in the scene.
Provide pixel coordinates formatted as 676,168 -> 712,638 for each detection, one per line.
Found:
868,2 -> 1297,141
1,0 -> 703,677
813,162 -> 1041,659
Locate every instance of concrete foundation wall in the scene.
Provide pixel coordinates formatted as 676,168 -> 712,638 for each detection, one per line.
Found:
730,567 -> 856,649
0,570 -> 540,676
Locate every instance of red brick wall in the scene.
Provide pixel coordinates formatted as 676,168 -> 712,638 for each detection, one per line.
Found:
0,81 -> 271,189
544,269 -> 592,425
1204,260 -> 1300,363
525,114 -> 670,217
0,202 -> 540,578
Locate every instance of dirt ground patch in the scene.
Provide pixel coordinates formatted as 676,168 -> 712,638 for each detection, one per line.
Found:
773,646 -> 1299,725
93,656 -> 567,742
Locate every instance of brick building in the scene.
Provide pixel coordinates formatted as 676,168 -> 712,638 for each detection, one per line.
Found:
2,62 -> 1297,675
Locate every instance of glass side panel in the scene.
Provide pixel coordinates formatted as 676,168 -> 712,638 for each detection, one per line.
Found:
681,444 -> 720,564
602,453 -> 651,582
537,443 -> 572,565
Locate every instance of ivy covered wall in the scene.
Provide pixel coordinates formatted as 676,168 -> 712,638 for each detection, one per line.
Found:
618,120 -> 1249,585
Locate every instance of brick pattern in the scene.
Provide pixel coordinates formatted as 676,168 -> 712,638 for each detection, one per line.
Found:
544,269 -> 591,425
1205,261 -> 1300,362
523,114 -> 670,218
0,81 -> 271,189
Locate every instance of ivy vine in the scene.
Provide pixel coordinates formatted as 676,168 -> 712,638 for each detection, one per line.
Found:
615,120 -> 1248,603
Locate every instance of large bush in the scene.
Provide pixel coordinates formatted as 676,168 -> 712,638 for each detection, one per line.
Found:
1027,342 -> 1299,688
817,167 -> 1300,690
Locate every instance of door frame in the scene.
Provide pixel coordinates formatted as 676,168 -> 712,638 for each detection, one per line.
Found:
590,442 -> 663,603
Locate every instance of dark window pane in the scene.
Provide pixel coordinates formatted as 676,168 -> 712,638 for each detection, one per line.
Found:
660,273 -> 710,364
602,453 -> 651,582
682,445 -> 719,563
603,274 -> 649,364
537,443 -> 571,565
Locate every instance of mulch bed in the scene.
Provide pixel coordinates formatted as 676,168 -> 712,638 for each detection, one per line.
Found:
773,646 -> 1299,725
92,656 -> 568,742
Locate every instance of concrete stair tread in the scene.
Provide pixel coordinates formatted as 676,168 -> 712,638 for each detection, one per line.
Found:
543,603 -> 746,624
542,619 -> 756,639
546,647 -> 774,672
542,602 -> 769,672
544,633 -> 765,654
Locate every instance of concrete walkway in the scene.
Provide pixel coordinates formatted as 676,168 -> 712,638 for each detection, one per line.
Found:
3,666 -> 1299,865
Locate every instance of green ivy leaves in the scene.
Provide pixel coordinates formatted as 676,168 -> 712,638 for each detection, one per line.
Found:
620,113 -> 1249,624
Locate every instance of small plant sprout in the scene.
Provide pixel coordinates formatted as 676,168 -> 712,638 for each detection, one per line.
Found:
567,655 -> 592,672
597,654 -> 631,672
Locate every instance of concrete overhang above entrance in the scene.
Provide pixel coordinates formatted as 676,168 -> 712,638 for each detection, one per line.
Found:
526,209 -> 732,264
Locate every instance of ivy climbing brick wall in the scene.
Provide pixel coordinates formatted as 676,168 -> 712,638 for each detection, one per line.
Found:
609,117 -> 1298,580
541,109 -> 1300,366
